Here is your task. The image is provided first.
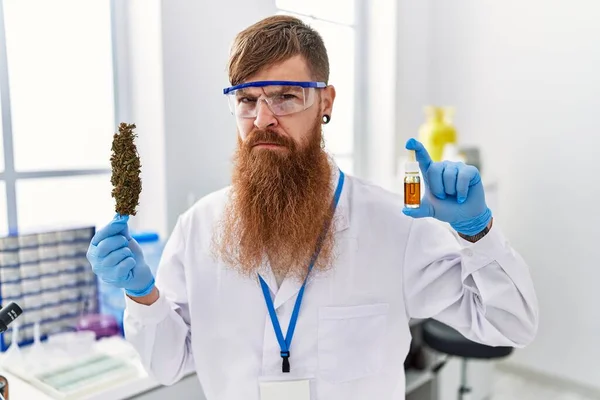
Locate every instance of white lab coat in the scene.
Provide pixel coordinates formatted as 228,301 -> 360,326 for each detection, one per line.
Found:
123,168 -> 538,400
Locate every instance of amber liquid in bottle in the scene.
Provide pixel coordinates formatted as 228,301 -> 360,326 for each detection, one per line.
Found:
404,175 -> 421,208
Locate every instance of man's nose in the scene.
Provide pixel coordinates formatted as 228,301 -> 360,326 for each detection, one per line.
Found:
254,99 -> 278,129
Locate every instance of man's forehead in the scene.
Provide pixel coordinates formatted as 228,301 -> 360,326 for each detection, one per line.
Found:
245,55 -> 312,83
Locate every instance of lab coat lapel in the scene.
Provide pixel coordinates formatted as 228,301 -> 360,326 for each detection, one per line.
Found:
260,262 -> 279,295
273,167 -> 350,309
274,274 -> 304,309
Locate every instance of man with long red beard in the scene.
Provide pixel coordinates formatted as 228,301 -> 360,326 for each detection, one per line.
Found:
87,15 -> 538,400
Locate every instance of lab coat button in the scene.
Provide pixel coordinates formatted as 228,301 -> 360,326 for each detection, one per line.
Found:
465,249 -> 473,257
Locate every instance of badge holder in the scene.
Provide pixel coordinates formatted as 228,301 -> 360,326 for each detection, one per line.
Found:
259,374 -> 312,400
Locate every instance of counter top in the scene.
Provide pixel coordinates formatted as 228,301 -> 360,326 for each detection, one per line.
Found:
0,336 -> 195,400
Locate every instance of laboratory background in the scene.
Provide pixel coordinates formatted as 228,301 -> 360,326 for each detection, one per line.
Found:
0,0 -> 596,399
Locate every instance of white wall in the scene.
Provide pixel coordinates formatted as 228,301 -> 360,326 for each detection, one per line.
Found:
415,0 -> 600,391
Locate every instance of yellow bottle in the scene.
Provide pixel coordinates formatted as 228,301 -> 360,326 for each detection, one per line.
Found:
418,106 -> 458,162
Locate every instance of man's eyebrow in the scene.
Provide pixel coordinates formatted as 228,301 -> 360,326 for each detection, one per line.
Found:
235,85 -> 303,96
235,88 -> 253,96
235,86 -> 271,96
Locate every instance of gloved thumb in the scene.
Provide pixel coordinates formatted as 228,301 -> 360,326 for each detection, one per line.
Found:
402,198 -> 434,219
115,213 -> 133,241
91,214 -> 130,245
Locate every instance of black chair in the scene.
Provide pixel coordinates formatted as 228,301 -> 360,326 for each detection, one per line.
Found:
422,319 -> 513,399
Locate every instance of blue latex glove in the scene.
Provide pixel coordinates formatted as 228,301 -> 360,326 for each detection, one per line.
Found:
86,214 -> 155,297
402,138 -> 492,236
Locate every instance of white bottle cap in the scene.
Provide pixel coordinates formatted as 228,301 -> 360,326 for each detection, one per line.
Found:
405,161 -> 420,173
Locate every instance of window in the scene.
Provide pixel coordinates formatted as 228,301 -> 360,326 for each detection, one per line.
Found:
0,0 -> 116,234
276,1 -> 357,175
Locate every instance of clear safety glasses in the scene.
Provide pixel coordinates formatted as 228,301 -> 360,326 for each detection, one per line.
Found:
223,80 -> 326,118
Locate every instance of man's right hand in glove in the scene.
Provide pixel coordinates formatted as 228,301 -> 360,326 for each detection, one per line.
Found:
87,214 -> 156,298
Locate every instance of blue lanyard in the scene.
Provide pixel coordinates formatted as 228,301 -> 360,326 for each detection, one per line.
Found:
258,170 -> 345,373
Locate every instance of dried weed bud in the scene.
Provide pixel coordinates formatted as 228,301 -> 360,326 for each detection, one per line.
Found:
111,122 -> 142,216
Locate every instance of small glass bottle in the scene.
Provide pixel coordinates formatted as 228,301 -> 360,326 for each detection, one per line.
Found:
404,151 -> 421,208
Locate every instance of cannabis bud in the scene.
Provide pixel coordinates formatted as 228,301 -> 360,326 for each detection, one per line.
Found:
111,122 -> 142,216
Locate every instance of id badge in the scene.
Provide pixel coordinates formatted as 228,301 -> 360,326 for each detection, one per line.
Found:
259,375 -> 312,400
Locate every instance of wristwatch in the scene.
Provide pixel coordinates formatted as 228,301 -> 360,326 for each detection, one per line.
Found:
458,221 -> 492,243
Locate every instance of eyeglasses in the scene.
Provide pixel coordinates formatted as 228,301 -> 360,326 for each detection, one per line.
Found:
223,80 -> 326,118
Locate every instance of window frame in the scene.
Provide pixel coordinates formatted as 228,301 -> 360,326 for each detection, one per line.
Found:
0,0 -> 119,234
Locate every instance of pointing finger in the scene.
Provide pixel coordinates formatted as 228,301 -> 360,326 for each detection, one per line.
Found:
405,138 -> 432,174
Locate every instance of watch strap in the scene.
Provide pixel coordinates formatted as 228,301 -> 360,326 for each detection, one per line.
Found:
458,223 -> 491,243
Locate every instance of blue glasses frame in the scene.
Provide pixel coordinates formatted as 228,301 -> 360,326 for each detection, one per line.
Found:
223,80 -> 327,95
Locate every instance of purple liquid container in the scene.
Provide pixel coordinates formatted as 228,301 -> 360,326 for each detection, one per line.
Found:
76,313 -> 121,339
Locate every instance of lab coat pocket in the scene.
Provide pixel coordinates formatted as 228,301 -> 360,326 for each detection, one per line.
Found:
318,303 -> 389,383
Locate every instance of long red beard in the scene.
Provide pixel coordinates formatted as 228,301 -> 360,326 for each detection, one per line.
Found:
212,117 -> 337,282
